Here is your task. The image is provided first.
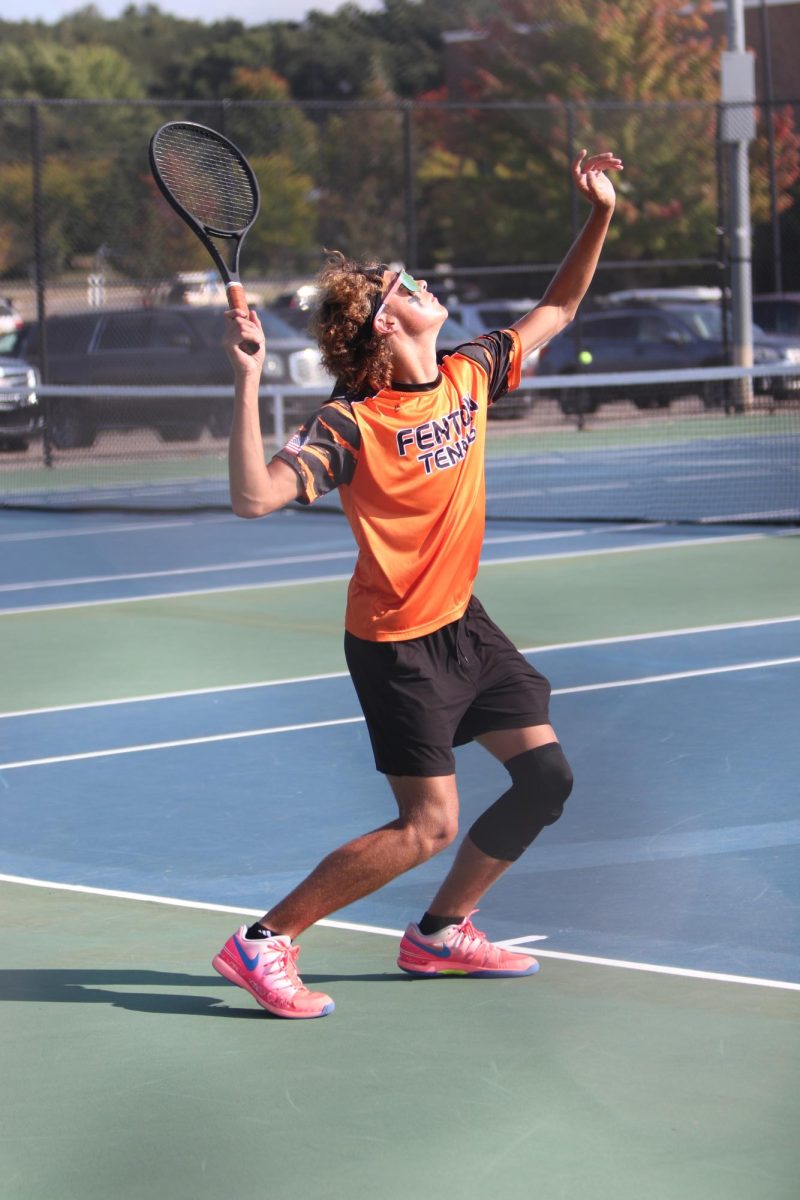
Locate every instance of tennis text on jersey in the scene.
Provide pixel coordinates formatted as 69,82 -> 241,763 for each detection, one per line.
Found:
395,396 -> 479,475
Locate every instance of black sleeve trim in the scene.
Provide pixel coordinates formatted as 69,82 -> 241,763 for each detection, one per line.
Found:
273,399 -> 361,504
452,330 -> 519,403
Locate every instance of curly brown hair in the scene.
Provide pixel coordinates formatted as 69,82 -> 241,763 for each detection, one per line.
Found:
311,250 -> 395,395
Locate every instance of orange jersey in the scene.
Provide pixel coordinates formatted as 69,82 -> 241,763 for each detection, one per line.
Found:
275,330 -> 522,641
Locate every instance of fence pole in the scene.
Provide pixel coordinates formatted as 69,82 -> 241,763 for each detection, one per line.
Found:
566,102 -> 587,427
403,102 -> 418,271
272,391 -> 285,447
758,0 -> 782,293
566,103 -> 580,240
30,102 -> 52,467
716,103 -> 731,363
722,0 -> 755,410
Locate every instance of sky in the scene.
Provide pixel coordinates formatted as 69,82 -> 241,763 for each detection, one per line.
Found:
2,0 -> 385,26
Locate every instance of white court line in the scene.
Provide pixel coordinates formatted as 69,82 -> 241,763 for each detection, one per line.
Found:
518,612 -> 800,657
0,519 -> 585,547
0,549 -> 358,594
0,523 -> 659,594
554,656 -> 800,696
1,528 -> 788,615
0,715 -> 366,770
518,948 -> 800,991
2,614 -> 798,720
0,670 -> 351,719
0,873 -> 797,993
700,508 -> 800,524
481,530 -> 771,570
483,521 -> 659,543
2,655 -> 798,771
0,516 -> 236,543
0,572 -> 353,615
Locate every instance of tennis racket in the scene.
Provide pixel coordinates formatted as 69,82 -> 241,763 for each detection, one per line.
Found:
148,120 -> 261,351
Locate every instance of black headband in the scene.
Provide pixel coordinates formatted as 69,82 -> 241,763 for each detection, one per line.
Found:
356,263 -> 389,341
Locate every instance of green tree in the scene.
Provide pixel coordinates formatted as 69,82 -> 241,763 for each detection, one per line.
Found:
409,0 -> 721,269
52,5 -> 262,100
421,0 -> 799,273
0,155 -> 130,275
216,68 -> 320,273
0,39 -> 151,276
114,172 -> 209,284
245,153 -> 319,274
315,74 -> 409,263
0,40 -> 144,101
224,65 -> 319,177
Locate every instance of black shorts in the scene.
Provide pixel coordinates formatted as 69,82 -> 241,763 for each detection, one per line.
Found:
344,595 -> 552,777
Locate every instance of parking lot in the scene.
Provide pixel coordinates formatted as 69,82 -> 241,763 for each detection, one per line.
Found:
1,388 -> 793,462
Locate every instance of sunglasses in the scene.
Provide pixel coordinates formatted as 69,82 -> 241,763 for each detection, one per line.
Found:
371,268 -> 421,327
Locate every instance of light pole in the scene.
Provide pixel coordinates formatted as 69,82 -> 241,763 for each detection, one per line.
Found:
721,0 -> 755,404
759,0 -> 783,292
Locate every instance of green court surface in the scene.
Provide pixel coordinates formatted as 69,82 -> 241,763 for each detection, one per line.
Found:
2,526 -> 799,1199
1,881 -> 798,1200
2,534 -> 798,711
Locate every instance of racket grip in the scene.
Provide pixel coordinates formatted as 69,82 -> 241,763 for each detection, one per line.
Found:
226,283 -> 260,356
227,282 -> 248,312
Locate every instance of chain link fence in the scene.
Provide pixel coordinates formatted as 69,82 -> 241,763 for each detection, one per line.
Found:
1,96 -> 797,317
0,95 -> 797,520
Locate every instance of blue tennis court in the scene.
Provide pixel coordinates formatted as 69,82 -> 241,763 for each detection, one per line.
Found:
484,426 -> 800,522
4,410 -> 799,525
1,505 -> 798,1200
2,612 -> 799,982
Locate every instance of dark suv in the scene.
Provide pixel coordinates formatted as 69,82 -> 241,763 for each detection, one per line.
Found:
0,356 -> 40,451
536,304 -> 800,412
752,293 -> 800,338
18,305 -> 331,448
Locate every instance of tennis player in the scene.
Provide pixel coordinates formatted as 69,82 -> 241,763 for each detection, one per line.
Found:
213,149 -> 622,1018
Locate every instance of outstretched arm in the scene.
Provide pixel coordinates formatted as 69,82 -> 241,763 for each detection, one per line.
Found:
513,150 -> 623,358
223,308 -> 302,518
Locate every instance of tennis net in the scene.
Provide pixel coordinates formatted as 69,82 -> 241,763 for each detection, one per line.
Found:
1,364 -> 798,524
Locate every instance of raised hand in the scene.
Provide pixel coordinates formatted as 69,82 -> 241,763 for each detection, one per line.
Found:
573,149 -> 623,211
223,307 -> 265,376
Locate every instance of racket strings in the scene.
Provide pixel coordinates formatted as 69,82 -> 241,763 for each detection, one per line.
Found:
153,127 -> 257,233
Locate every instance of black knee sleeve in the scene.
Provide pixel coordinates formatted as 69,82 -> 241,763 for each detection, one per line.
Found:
468,742 -> 574,862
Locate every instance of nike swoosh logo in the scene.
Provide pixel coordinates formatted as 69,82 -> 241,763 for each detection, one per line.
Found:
233,935 -> 260,971
406,934 -> 452,959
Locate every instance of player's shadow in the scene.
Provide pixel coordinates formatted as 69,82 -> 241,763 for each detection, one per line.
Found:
0,968 -> 398,1018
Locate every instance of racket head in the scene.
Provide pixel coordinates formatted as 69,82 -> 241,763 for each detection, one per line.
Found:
148,121 -> 261,285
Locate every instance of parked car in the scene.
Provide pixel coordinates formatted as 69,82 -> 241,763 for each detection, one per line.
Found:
536,303 -> 800,413
446,296 -> 542,415
0,298 -> 23,354
17,305 -> 332,448
752,293 -> 800,338
603,286 -> 800,344
0,355 -> 40,451
435,312 -> 533,418
598,286 -> 722,307
163,271 -> 260,308
447,296 -> 540,333
271,284 -> 319,334
274,289 -> 536,417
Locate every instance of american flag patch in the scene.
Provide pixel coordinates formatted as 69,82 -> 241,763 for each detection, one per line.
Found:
283,430 -> 307,456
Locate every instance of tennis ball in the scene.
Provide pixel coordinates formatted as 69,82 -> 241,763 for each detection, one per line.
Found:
578,350 -> 593,365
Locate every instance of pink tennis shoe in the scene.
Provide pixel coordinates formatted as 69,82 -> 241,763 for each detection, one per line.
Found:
213,926 -> 335,1018
397,911 -> 540,978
